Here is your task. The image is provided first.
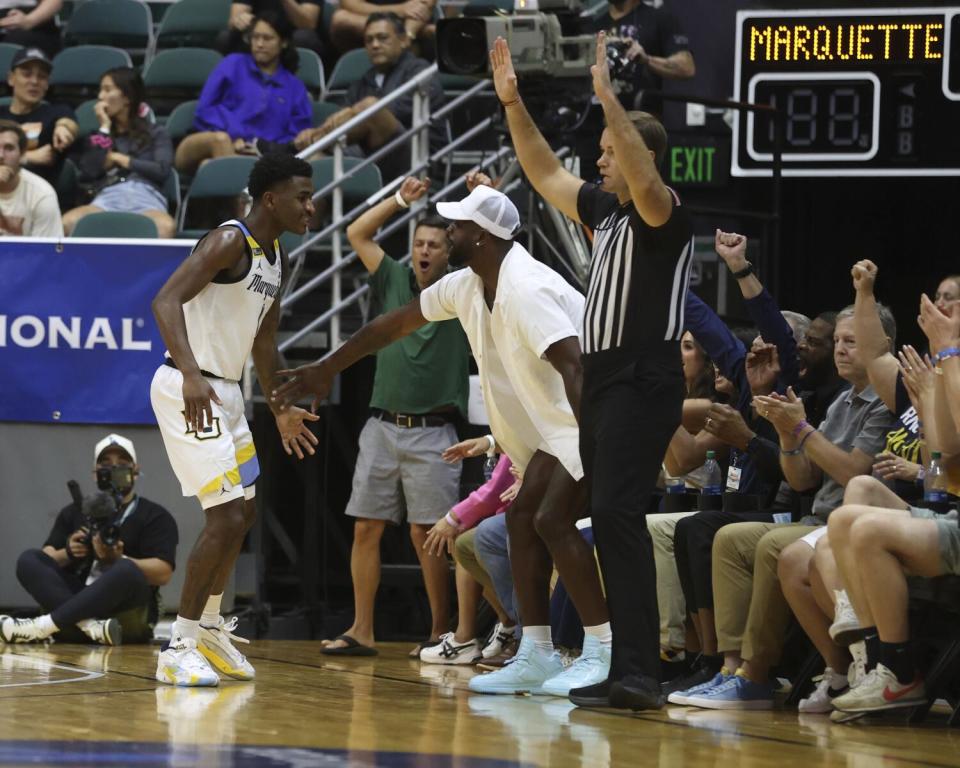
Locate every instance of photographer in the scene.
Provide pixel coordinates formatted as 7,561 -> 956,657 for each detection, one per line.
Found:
1,434 -> 178,645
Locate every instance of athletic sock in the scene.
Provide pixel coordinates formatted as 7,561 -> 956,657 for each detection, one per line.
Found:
583,622 -> 613,645
522,625 -> 554,653
880,640 -> 916,684
862,627 -> 880,671
35,614 -> 58,638
174,616 -> 201,643
201,593 -> 223,628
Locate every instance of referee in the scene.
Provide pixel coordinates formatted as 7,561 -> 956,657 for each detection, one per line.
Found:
490,34 -> 694,709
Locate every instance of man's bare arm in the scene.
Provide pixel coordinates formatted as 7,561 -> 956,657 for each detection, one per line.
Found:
544,336 -> 583,424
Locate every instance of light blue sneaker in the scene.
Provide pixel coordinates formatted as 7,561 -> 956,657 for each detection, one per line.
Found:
667,668 -> 733,706
683,672 -> 774,710
541,635 -> 611,697
468,636 -> 563,695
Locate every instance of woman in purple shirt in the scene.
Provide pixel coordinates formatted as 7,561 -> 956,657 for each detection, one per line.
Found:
174,10 -> 312,174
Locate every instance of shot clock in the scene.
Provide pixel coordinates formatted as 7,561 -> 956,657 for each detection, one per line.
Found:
732,7 -> 960,177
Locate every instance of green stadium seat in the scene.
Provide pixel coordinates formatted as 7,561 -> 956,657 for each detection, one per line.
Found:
296,47 -> 325,95
144,48 -> 222,114
50,46 -> 133,105
324,49 -> 371,98
0,43 -> 21,94
71,211 -> 159,238
165,99 -> 198,143
64,0 -> 153,53
76,97 -> 156,138
311,100 -> 340,127
178,155 -> 256,235
155,0 -> 231,49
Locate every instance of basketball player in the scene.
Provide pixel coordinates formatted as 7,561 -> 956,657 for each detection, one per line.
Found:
150,153 -> 320,686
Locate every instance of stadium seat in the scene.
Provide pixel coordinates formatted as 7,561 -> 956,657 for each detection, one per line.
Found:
71,211 -> 159,238
324,49 -> 371,98
310,156 -> 382,208
155,0 -> 230,49
50,46 -> 133,105
178,155 -> 256,236
162,168 -> 182,221
64,0 -> 153,55
0,43 -> 21,94
311,100 -> 340,127
75,97 -> 157,138
165,99 -> 198,144
296,47 -> 325,95
144,48 -> 222,114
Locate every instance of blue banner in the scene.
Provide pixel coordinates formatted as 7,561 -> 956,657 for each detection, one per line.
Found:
0,239 -> 192,424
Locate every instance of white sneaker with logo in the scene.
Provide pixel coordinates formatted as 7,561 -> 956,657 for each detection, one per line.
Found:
198,616 -> 254,681
798,667 -> 848,713
156,635 -> 220,687
0,616 -> 53,644
829,589 -> 863,645
482,622 -> 517,659
420,633 -> 482,665
80,618 -> 122,646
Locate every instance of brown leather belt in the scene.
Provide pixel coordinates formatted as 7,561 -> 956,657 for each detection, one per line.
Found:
371,408 -> 452,428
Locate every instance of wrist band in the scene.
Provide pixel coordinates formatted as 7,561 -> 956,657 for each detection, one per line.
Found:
781,427 -> 814,456
394,190 -> 409,209
484,434 -> 496,454
936,347 -> 960,363
500,96 -> 521,107
791,419 -> 810,438
731,262 -> 754,279
445,512 -> 459,529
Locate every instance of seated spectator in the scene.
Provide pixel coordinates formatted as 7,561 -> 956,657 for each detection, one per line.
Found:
0,434 -> 178,646
222,0 -> 323,54
0,119 -> 62,237
0,0 -> 61,57
295,12 -> 444,181
176,11 -> 312,175
330,0 -> 435,54
62,68 -> 175,238
592,0 -> 694,115
0,47 -> 78,188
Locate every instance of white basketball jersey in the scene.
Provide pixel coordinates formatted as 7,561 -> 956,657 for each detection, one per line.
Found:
172,219 -> 282,381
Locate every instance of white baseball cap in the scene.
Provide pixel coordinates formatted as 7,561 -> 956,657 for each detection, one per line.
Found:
436,185 -> 520,241
94,433 -> 137,466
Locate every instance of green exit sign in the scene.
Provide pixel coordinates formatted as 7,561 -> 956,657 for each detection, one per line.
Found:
667,135 -> 729,187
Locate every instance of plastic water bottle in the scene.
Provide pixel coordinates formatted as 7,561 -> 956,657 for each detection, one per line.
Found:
702,450 -> 723,497
665,476 -> 686,495
924,451 -> 949,510
483,452 -> 498,482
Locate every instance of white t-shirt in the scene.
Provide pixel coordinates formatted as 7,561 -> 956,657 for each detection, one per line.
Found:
420,243 -> 585,479
0,168 -> 63,238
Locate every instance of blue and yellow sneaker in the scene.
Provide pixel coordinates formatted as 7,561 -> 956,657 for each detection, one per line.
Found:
198,617 -> 255,681
683,669 -> 774,710
667,667 -> 733,705
156,635 -> 219,687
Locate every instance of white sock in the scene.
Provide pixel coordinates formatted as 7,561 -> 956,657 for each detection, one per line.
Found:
173,616 -> 200,643
583,622 -> 613,645
201,593 -> 223,628
522,625 -> 553,653
35,614 -> 58,638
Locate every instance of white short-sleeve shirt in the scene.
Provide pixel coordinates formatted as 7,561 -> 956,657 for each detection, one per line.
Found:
420,243 -> 584,479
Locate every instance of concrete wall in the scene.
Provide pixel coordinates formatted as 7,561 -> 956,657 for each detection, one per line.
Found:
0,422 -> 232,612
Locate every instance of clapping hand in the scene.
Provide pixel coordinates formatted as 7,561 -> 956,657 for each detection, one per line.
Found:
753,386 -> 807,437
746,342 -> 781,395
898,344 -> 936,408
919,293 -> 960,353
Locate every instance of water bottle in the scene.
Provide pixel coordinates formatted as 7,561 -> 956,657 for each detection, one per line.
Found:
483,452 -> 498,482
702,450 -> 723,497
665,475 -> 686,495
924,451 -> 949,512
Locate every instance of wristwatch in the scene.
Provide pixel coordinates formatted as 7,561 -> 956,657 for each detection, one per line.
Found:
732,262 -> 755,279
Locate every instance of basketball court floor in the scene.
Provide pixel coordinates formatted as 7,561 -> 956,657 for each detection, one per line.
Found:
1,641 -> 958,767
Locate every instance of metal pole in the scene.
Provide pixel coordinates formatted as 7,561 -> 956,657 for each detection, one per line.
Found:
331,139 -> 345,350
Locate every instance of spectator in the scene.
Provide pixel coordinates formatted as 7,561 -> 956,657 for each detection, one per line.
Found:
176,11 -> 312,175
295,12 -> 444,181
62,68 -> 175,239
0,434 -> 178,646
222,0 -> 323,54
592,0 -> 694,115
329,0 -> 435,53
0,47 -> 78,188
0,119 -> 62,237
0,0 -> 61,57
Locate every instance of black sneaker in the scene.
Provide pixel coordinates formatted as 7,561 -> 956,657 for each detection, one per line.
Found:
610,674 -> 664,711
569,679 -> 612,708
661,654 -> 722,696
660,648 -> 691,684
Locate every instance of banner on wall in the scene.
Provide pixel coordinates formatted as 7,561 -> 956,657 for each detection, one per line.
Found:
0,238 -> 193,425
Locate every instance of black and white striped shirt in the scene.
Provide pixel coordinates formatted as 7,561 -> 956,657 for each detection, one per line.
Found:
577,183 -> 693,366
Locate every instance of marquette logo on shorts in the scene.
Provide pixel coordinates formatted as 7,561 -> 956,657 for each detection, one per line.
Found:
184,415 -> 223,441
0,315 -> 152,351
247,273 -> 279,299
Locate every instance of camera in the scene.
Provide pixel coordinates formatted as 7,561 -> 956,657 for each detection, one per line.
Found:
605,38 -> 639,84
66,468 -> 129,553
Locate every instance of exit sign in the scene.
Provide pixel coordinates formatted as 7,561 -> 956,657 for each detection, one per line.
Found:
667,134 -> 730,187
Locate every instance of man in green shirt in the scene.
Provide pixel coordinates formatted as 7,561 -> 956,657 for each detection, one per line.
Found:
321,176 -> 469,657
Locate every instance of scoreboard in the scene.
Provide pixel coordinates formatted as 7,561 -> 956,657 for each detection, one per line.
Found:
732,7 -> 960,177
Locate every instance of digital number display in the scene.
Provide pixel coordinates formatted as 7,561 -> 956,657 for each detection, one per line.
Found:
733,8 -> 960,177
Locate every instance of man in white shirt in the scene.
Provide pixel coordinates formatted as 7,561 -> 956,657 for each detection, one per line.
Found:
0,119 -> 62,237
273,181 -> 614,696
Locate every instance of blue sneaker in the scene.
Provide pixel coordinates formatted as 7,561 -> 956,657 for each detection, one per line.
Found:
541,636 -> 611,697
468,636 -> 563,695
683,671 -> 774,710
667,668 -> 733,706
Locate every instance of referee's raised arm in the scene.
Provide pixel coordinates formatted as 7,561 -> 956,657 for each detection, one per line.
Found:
489,37 -> 584,223
590,32 -> 674,228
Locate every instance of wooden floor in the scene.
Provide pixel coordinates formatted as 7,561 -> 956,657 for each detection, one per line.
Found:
2,642 -> 959,767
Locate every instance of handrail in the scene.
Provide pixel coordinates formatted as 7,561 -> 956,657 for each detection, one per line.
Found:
278,146 -> 514,352
296,64 -> 440,160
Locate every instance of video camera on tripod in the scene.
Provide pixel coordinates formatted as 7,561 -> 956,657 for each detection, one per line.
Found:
67,464 -> 132,550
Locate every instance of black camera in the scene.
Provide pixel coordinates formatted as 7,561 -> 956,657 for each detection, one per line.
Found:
605,38 -> 639,83
67,470 -> 127,553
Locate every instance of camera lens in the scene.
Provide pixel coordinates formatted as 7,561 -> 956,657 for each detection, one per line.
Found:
438,18 -> 489,75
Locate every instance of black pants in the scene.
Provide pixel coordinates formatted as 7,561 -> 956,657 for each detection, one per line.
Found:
16,549 -> 152,631
580,351 -> 684,683
674,509 -> 777,614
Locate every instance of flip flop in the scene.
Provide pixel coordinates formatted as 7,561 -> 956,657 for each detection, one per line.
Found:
320,634 -> 378,656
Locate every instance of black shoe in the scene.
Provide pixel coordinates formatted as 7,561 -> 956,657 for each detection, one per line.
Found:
661,654 -> 721,696
569,679 -> 612,708
609,674 -> 664,711
660,648 -> 691,684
